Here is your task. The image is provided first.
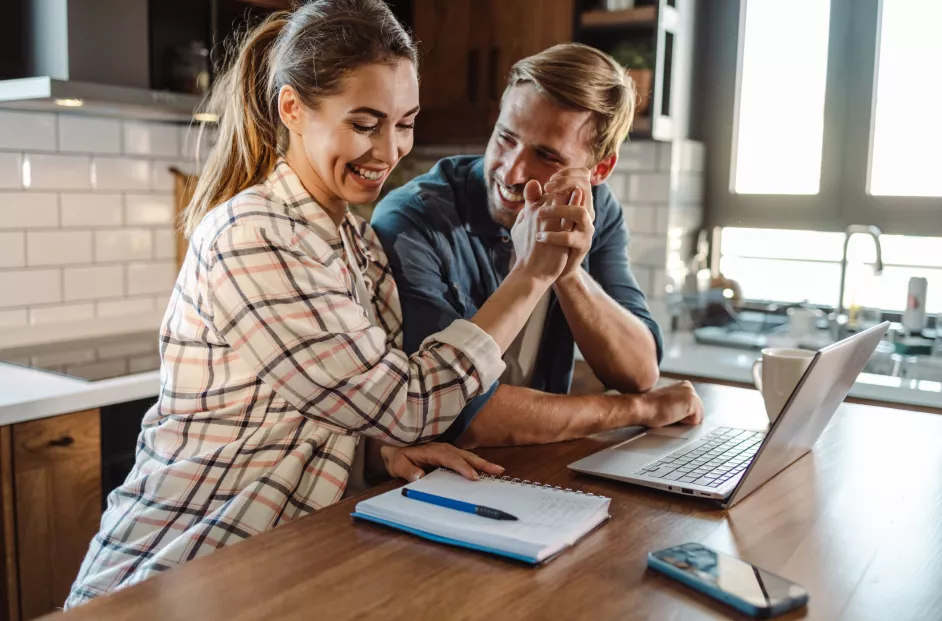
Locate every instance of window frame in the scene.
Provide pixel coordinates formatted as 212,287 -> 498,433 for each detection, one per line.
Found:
702,0 -> 942,236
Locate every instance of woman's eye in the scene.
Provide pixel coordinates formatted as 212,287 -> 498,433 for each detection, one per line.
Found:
500,133 -> 515,145
396,123 -> 415,131
352,123 -> 379,134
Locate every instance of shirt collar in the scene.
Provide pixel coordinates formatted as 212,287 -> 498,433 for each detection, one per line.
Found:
463,158 -> 508,238
265,158 -> 370,261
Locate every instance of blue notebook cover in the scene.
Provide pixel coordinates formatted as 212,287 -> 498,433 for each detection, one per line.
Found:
351,511 -> 541,565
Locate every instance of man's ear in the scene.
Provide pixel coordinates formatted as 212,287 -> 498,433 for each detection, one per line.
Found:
589,153 -> 618,185
278,85 -> 303,134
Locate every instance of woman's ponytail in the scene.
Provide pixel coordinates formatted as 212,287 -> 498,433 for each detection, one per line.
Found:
182,13 -> 288,237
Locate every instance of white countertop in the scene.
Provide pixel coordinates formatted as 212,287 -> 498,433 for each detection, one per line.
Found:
0,363 -> 159,426
659,332 -> 942,411
0,315 -> 165,426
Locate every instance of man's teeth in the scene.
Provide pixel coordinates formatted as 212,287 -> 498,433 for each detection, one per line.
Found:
349,164 -> 384,181
498,184 -> 523,202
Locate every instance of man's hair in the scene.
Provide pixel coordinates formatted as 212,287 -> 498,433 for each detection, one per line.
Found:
503,42 -> 636,164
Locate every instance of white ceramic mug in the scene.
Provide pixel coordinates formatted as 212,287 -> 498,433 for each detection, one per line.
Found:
751,348 -> 816,423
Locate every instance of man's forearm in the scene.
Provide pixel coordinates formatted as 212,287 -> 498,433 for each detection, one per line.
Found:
454,384 -> 646,449
554,268 -> 659,393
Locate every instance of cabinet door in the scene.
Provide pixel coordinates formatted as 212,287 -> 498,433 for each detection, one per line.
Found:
487,0 -> 574,101
13,410 -> 101,619
412,0 -> 495,144
413,0 -> 489,111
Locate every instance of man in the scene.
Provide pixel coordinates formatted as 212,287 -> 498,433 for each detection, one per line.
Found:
372,43 -> 703,448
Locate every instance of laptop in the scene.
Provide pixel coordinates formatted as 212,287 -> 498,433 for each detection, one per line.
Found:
568,321 -> 890,509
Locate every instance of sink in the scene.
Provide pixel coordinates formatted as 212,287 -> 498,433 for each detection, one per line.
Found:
863,345 -> 942,382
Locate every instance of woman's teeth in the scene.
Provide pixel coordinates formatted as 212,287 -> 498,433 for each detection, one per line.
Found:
348,164 -> 385,181
498,184 -> 523,202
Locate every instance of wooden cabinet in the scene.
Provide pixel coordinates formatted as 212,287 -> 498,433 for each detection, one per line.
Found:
0,410 -> 101,621
413,0 -> 575,144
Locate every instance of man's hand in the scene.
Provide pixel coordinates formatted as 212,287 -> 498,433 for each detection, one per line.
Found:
380,442 -> 505,482
538,168 -> 595,277
510,179 -> 569,284
633,381 -> 705,428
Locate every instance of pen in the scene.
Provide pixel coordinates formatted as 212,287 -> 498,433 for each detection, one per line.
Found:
401,488 -> 519,521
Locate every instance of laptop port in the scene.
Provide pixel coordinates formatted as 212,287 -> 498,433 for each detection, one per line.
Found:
681,488 -> 693,494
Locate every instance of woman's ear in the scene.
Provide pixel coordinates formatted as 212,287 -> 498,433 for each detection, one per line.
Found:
278,85 -> 304,134
589,153 -> 618,186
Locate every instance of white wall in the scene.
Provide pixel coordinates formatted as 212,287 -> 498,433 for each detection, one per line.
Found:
0,110 -> 206,344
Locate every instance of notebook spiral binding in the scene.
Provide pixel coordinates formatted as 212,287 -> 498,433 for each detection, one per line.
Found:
477,473 -> 609,499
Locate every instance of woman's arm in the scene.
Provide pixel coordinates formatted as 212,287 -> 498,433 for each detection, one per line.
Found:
209,204 -> 563,446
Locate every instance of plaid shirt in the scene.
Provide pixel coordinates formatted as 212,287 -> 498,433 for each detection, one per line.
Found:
66,160 -> 504,608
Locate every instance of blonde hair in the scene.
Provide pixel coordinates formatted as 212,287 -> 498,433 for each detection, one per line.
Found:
503,42 -> 636,164
182,0 -> 417,237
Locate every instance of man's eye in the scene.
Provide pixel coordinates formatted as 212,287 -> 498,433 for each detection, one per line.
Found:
500,133 -> 515,145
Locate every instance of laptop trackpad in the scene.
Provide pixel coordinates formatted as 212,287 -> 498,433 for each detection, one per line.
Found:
616,433 -> 690,455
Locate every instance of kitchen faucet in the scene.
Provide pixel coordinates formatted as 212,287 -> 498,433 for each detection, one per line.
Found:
836,224 -> 884,322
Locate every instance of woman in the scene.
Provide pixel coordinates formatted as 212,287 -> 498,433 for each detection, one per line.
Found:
67,0 -> 571,608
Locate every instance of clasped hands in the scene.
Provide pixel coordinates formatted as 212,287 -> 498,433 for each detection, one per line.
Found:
510,168 -> 595,285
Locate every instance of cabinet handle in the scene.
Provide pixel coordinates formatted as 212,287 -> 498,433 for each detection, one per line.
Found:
49,436 -> 75,447
488,48 -> 500,101
467,49 -> 480,103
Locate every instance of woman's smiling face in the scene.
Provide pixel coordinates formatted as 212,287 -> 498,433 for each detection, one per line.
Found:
280,59 -> 420,213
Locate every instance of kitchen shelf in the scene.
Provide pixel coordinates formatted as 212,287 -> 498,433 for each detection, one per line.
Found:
580,6 -> 658,29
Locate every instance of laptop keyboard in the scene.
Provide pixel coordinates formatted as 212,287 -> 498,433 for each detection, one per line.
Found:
633,427 -> 766,488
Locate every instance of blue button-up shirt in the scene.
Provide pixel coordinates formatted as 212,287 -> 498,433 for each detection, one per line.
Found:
371,156 -> 663,441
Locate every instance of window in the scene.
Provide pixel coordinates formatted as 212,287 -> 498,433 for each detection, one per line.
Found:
868,0 -> 942,197
703,0 -> 942,236
720,228 -> 942,314
732,0 -> 831,195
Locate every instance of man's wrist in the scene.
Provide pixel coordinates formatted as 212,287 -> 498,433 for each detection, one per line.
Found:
553,266 -> 588,297
606,392 -> 653,428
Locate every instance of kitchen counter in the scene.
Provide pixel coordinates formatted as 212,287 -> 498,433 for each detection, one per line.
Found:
659,332 -> 942,411
0,362 -> 159,426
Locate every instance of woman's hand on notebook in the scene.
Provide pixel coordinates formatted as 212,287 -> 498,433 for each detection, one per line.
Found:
380,443 -> 505,483
636,381 -> 705,428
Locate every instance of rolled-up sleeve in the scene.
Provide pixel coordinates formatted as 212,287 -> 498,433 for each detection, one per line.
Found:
208,223 -> 504,445
589,184 -> 665,363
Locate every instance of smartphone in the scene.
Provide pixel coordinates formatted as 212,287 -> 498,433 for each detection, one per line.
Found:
647,543 -> 809,618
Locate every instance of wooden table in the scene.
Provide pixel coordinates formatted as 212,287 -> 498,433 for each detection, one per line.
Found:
47,383 -> 942,621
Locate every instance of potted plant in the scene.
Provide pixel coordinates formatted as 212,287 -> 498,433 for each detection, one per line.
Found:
610,43 -> 654,115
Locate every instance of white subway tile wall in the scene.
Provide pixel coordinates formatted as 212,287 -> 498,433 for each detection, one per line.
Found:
93,157 -> 151,191
29,302 -> 95,326
125,193 -> 174,225
61,193 -> 123,227
0,192 -> 59,229
27,230 -> 93,266
0,111 -> 57,151
64,265 -> 125,301
25,153 -> 92,190
58,116 -> 121,154
616,140 -> 705,312
0,309 -> 27,328
97,297 -> 155,318
0,153 -> 22,189
0,269 -> 61,308
0,232 -> 25,268
95,230 -> 153,262
0,111 -> 199,337
127,261 -> 176,296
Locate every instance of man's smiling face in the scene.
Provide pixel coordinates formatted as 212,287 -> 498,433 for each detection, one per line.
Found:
483,83 -> 595,229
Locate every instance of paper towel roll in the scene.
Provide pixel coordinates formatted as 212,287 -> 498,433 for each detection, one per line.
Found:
902,277 -> 928,335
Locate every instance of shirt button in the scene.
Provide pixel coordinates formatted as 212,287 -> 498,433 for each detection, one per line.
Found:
363,278 -> 373,290
501,234 -> 511,243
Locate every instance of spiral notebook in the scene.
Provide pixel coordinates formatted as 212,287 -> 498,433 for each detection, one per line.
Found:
352,469 -> 611,564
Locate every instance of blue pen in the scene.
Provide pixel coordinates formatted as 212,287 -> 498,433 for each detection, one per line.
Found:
401,488 -> 519,521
